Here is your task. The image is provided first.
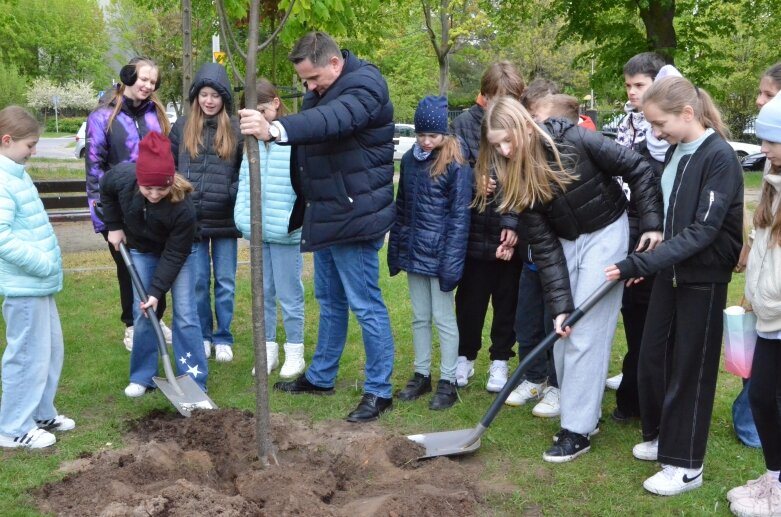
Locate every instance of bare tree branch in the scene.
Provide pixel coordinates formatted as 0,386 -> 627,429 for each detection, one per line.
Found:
216,0 -> 247,67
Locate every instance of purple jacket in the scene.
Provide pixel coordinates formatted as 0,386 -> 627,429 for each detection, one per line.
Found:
85,96 -> 165,232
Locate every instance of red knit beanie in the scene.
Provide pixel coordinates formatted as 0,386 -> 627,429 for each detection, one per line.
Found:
136,132 -> 175,187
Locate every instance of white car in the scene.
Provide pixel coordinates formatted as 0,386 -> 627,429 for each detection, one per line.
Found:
393,123 -> 416,160
74,121 -> 87,159
728,141 -> 761,159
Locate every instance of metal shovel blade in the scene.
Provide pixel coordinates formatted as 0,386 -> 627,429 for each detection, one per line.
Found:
407,427 -> 482,459
153,374 -> 218,418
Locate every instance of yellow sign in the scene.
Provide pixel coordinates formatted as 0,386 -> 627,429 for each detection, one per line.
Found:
213,51 -> 226,64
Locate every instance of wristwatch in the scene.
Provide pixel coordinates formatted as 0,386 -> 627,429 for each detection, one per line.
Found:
268,123 -> 280,142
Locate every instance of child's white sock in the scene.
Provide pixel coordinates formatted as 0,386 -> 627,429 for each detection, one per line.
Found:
769,470 -> 781,488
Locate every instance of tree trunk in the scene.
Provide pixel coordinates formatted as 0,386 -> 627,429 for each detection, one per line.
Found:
637,0 -> 677,62
438,0 -> 450,97
245,0 -> 277,467
181,0 -> 193,115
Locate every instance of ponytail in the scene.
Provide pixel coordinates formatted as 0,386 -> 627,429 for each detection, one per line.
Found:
167,174 -> 194,203
641,77 -> 729,140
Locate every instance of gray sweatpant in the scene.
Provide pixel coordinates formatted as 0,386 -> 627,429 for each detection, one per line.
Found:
554,214 -> 628,435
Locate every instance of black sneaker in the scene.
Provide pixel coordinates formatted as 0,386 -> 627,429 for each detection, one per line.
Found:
273,374 -> 334,395
543,429 -> 591,463
552,426 -> 599,444
397,373 -> 432,401
611,407 -> 639,423
429,379 -> 458,410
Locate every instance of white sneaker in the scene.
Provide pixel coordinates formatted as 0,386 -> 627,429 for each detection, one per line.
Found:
505,380 -> 546,406
532,386 -> 560,417
266,341 -> 279,374
731,483 -> 781,517
728,472 -> 777,504
215,344 -> 233,363
0,427 -> 56,449
36,415 -> 75,432
123,326 -> 134,352
605,373 -> 623,390
643,464 -> 703,496
124,383 -> 147,398
455,356 -> 474,387
203,340 -> 212,359
159,321 -> 173,344
486,360 -> 509,393
633,438 -> 659,461
279,343 -> 305,378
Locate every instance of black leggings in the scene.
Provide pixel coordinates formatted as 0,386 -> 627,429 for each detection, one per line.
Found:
748,336 -> 781,473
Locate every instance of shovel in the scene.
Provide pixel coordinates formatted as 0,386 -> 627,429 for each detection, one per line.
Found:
407,280 -> 619,459
119,243 -> 217,417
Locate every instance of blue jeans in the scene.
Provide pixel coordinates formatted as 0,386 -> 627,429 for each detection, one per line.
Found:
263,242 -> 305,344
305,238 -> 395,399
407,273 -> 458,382
515,263 -> 556,386
0,296 -> 63,436
130,247 -> 208,391
195,237 -> 237,345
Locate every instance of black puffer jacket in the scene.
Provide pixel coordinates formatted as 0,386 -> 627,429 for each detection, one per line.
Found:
169,64 -> 242,238
451,104 -> 521,262
522,118 -> 663,317
616,133 -> 743,284
100,165 -> 198,301
279,50 -> 395,252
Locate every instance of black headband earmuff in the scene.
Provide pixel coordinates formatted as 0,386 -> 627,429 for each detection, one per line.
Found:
119,60 -> 161,91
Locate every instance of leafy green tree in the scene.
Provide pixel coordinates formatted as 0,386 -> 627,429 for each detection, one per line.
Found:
0,63 -> 29,110
0,0 -> 110,84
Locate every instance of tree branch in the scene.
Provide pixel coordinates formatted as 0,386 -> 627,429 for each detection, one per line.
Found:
258,0 -> 296,52
216,0 -> 247,62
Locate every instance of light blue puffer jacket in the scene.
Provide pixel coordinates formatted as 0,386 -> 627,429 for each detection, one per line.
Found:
235,141 -> 301,244
0,155 -> 62,297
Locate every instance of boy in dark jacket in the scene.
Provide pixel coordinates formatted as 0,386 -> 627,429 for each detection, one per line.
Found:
451,61 -> 525,393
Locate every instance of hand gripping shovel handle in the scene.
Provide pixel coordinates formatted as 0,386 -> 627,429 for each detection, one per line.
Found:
118,242 -> 183,396
462,280 -> 620,447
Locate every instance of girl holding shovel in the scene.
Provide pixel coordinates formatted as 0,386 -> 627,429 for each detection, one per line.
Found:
100,131 -> 208,397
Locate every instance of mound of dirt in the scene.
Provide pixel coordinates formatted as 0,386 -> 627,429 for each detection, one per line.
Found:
35,409 -> 485,516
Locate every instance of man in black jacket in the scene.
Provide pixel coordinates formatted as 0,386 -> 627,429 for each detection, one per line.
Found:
239,32 -> 395,423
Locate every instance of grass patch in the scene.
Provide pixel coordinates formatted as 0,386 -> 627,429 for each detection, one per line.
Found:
40,132 -> 77,138
743,171 -> 763,190
0,250 -> 762,516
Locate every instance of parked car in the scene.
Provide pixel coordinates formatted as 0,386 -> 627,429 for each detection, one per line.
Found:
728,140 -> 761,159
74,121 -> 87,159
393,123 -> 415,161
741,152 -> 766,172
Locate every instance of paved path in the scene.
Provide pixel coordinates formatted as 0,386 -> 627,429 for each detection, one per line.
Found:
37,137 -> 78,160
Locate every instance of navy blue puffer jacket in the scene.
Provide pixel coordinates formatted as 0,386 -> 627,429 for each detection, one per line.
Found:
388,145 -> 473,292
278,50 -> 395,251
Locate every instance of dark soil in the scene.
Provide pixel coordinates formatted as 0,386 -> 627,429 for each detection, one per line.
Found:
34,409 -> 486,516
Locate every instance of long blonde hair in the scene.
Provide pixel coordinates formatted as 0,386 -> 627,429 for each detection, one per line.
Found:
166,174 -> 194,203
641,76 -> 729,140
429,135 -> 465,178
474,96 -> 574,213
107,58 -> 170,136
182,97 -> 235,161
754,163 -> 781,247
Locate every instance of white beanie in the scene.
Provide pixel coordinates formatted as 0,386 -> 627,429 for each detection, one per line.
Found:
756,95 -> 781,144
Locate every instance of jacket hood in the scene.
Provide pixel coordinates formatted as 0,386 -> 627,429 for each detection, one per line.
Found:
189,63 -> 233,112
541,117 -> 576,144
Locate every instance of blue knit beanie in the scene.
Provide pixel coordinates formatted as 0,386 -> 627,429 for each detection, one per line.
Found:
414,96 -> 449,135
756,95 -> 781,144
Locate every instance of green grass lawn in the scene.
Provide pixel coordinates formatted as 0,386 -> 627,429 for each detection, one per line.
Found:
0,248 -> 760,516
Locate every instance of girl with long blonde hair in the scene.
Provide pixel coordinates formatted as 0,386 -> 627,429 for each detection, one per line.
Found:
482,96 -> 662,463
169,63 -> 243,364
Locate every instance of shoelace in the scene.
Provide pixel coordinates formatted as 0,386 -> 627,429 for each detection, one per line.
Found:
489,363 -> 506,376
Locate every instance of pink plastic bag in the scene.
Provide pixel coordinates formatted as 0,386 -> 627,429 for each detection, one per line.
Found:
723,306 -> 758,378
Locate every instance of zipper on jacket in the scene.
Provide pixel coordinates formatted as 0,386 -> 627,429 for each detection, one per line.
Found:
703,191 -> 715,221
669,155 -> 692,288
